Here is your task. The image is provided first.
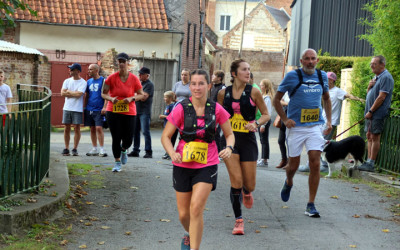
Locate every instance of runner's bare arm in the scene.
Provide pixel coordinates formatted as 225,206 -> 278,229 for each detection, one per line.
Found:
161,121 -> 182,163
322,91 -> 332,135
219,120 -> 235,159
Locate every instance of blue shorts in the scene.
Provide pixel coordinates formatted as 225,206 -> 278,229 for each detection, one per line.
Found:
84,110 -> 104,127
62,110 -> 83,125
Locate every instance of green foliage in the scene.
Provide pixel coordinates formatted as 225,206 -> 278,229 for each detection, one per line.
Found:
0,0 -> 37,36
349,58 -> 373,136
317,56 -> 355,86
316,56 -> 372,136
360,0 -> 400,112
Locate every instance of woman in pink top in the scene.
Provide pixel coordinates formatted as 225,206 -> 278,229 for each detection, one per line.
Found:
101,52 -> 144,172
217,59 -> 270,235
161,69 -> 234,250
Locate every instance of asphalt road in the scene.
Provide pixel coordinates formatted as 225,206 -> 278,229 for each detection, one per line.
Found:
50,127 -> 400,250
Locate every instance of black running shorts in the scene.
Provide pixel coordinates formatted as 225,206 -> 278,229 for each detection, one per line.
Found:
173,165 -> 218,192
232,131 -> 258,162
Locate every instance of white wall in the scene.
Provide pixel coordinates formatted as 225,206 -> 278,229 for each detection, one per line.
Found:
19,23 -> 182,60
214,1 -> 259,46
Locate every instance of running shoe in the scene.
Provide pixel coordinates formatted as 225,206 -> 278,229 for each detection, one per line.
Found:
112,161 -> 122,172
120,150 -> 128,165
257,161 -> 268,167
280,179 -> 292,202
86,148 -> 99,156
62,148 -> 70,156
305,202 -> 320,218
71,148 -> 79,156
232,218 -> 244,235
162,153 -> 169,159
99,148 -> 108,157
181,233 -> 190,250
242,192 -> 254,209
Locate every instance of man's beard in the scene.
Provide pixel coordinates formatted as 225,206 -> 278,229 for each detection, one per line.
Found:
303,66 -> 316,75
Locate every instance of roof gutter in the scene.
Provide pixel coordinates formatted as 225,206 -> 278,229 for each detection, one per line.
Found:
17,20 -> 184,35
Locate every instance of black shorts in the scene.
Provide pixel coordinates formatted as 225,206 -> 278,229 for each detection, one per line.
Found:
173,165 -> 218,192
84,110 -> 104,127
232,131 -> 258,162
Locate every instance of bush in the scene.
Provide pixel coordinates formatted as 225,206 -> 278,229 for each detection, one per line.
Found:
317,56 -> 372,136
360,0 -> 400,114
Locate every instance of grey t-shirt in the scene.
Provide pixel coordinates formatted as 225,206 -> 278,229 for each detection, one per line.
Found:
364,70 -> 394,119
136,79 -> 154,115
172,81 -> 191,102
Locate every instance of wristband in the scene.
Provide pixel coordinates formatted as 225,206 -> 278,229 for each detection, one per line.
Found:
368,109 -> 373,114
255,121 -> 260,127
226,145 -> 234,152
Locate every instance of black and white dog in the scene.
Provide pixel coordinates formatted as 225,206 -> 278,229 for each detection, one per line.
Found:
322,135 -> 365,177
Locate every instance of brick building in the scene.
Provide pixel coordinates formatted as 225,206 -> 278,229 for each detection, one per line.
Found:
164,0 -> 207,71
3,0 -> 184,125
206,1 -> 291,85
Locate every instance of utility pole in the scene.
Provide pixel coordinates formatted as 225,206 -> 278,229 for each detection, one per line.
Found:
238,0 -> 247,58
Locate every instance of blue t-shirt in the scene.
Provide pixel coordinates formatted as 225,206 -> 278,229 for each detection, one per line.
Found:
163,102 -> 176,127
86,76 -> 105,111
277,69 -> 329,127
364,70 -> 394,119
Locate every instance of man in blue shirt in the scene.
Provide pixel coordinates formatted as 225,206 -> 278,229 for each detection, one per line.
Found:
359,55 -> 394,172
128,67 -> 154,158
273,48 -> 332,218
84,64 -> 107,157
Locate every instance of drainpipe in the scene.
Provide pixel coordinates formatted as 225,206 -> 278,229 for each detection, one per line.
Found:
199,11 -> 205,68
178,33 -> 184,80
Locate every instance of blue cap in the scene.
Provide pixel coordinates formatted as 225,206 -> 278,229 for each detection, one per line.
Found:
68,63 -> 82,72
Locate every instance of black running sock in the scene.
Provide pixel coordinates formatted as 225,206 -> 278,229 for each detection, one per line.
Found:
242,187 -> 250,195
230,187 -> 242,218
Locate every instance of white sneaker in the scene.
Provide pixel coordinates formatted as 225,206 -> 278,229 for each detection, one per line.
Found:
99,148 -> 107,157
86,148 -> 99,156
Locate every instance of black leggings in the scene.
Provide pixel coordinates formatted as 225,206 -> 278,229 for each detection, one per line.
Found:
259,121 -> 271,159
278,121 -> 287,160
106,112 -> 135,159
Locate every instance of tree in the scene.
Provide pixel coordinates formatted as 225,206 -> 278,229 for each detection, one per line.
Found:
0,0 -> 36,37
360,0 -> 400,111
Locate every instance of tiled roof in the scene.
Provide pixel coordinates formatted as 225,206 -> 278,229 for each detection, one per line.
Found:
14,0 -> 169,31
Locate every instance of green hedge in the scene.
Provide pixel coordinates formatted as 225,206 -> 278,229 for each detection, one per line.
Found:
317,56 -> 373,136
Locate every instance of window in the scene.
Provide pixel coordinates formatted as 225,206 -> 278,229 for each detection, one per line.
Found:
186,22 -> 191,57
193,24 -> 197,59
220,15 -> 231,31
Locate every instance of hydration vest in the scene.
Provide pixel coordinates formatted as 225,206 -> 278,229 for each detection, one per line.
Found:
289,69 -> 324,98
223,84 -> 256,121
179,98 -> 216,143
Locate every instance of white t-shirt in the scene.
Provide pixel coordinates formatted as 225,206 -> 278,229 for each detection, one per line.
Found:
0,84 -> 12,113
263,95 -> 272,116
323,86 -> 346,126
62,77 -> 87,112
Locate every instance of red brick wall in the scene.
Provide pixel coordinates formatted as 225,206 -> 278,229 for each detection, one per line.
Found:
2,26 -> 18,43
0,52 -> 51,103
181,0 -> 205,70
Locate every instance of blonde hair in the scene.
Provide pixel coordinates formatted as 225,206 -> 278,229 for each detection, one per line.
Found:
164,90 -> 176,102
259,79 -> 275,99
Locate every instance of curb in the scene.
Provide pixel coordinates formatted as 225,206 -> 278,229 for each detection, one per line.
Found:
0,154 -> 69,234
361,171 -> 400,189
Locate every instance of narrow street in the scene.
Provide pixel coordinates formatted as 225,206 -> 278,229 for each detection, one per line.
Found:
51,128 -> 400,250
